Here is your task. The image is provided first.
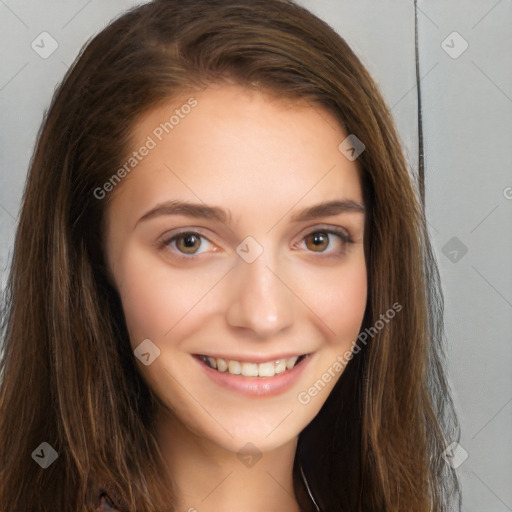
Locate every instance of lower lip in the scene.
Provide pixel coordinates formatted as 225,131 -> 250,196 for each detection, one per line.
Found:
194,355 -> 312,397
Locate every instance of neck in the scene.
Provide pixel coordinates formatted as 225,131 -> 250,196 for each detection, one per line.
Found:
155,407 -> 307,512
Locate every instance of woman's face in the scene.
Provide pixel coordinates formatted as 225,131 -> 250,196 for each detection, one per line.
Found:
103,84 -> 367,454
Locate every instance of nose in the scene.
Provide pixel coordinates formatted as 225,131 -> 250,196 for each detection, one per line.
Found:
224,249 -> 294,338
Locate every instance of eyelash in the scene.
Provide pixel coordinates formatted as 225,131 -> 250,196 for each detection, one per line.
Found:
158,226 -> 354,260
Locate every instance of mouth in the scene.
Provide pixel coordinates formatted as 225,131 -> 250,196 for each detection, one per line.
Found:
194,354 -> 309,378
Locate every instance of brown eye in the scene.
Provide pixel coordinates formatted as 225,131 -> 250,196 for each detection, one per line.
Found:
175,233 -> 202,254
299,227 -> 353,257
305,231 -> 329,252
159,230 -> 215,259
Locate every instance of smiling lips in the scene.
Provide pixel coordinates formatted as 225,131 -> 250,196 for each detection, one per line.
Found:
196,354 -> 307,378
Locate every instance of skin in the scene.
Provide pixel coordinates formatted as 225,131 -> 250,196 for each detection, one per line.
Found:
103,84 -> 367,512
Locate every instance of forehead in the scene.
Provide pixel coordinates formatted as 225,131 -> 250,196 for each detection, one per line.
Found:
111,84 -> 363,223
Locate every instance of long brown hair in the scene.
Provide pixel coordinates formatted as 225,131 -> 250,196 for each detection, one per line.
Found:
0,0 -> 461,510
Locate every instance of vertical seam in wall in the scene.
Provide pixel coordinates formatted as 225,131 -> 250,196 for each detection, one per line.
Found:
414,0 -> 425,209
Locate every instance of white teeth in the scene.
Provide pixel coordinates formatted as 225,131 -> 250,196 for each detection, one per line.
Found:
241,362 -> 259,377
228,360 -> 241,375
258,361 -> 275,377
200,355 -> 304,377
274,359 -> 287,374
216,358 -> 227,372
286,356 -> 298,370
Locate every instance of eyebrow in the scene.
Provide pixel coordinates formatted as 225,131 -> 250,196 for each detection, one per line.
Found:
290,199 -> 365,222
136,198 -> 365,226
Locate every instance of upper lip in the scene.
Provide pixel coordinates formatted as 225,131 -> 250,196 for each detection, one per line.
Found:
194,352 -> 310,364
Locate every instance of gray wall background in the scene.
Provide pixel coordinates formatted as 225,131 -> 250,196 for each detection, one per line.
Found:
1,1 -> 511,510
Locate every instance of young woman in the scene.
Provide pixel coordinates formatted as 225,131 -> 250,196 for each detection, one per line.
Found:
0,0 -> 461,510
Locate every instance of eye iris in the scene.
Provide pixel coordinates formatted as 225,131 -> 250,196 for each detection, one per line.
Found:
306,232 -> 328,251
177,233 -> 200,253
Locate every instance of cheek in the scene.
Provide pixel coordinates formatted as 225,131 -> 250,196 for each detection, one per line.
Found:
295,258 -> 367,342
114,241 -> 367,349
113,247 -> 205,346
336,263 -> 367,332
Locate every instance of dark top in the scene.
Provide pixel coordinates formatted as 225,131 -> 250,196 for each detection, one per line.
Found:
94,489 -> 127,512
